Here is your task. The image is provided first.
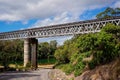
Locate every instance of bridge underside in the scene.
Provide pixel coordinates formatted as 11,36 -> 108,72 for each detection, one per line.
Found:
24,38 -> 38,69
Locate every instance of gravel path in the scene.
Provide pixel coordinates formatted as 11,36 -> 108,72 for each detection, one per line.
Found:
0,69 -> 51,80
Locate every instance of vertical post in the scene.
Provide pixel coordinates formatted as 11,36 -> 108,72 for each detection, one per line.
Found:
24,38 -> 30,67
31,38 -> 38,69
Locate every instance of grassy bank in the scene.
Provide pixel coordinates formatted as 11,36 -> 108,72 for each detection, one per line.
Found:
0,58 -> 56,69
38,58 -> 56,65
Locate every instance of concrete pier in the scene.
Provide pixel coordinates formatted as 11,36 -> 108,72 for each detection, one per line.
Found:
24,38 -> 38,69
31,38 -> 38,69
24,38 -> 30,67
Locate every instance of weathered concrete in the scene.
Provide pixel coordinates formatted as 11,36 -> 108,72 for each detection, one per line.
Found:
24,38 -> 38,69
24,38 -> 30,67
31,38 -> 38,69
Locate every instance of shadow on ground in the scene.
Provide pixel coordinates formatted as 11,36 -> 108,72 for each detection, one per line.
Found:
0,71 -> 41,80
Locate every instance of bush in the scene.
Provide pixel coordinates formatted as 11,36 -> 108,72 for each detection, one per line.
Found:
55,64 -> 74,75
54,46 -> 69,64
54,23 -> 120,77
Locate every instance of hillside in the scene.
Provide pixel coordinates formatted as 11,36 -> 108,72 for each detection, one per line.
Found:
75,58 -> 120,80
53,23 -> 120,80
49,58 -> 120,80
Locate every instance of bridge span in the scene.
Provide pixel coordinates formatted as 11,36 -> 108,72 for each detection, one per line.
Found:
0,17 -> 120,69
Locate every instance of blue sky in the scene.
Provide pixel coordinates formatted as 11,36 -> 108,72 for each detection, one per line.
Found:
0,0 -> 119,44
0,8 -> 106,32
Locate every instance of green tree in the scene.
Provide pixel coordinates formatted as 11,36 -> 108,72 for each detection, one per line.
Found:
0,40 -> 23,69
49,40 -> 57,55
54,23 -> 120,76
54,45 -> 69,64
38,41 -> 57,63
38,42 -> 50,59
96,7 -> 120,19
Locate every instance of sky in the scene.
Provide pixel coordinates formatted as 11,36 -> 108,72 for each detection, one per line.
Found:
0,0 -> 120,44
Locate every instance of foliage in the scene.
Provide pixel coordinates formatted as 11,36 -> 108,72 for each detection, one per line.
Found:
38,40 -> 57,59
71,53 -> 88,76
54,46 -> 69,64
38,42 -> 50,59
0,40 -> 23,69
0,39 -> 57,70
55,23 -> 120,76
54,39 -> 78,64
38,58 -> 56,65
96,7 -> 120,19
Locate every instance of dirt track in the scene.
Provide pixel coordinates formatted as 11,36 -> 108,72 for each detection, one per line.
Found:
0,69 -> 51,80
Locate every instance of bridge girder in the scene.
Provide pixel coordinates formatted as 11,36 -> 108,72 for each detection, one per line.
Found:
0,17 -> 120,40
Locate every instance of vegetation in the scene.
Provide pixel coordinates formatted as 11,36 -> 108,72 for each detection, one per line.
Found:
38,40 -> 57,65
38,40 -> 57,60
0,40 -> 23,69
96,7 -> 120,18
0,7 -> 120,77
38,58 -> 56,65
54,23 -> 120,76
0,40 -> 57,70
1,23 -> 119,76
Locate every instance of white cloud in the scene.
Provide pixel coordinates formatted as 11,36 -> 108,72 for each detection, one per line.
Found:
38,35 -> 73,45
31,12 -> 79,27
0,0 -> 117,44
0,0 -> 115,22
113,1 -> 120,8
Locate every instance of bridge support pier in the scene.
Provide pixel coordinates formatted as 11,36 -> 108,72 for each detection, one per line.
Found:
24,38 -> 38,69
31,38 -> 38,69
24,38 -> 30,67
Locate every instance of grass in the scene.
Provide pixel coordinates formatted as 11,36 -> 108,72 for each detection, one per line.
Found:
0,58 -> 56,69
0,58 -> 56,72
56,64 -> 74,75
6,58 -> 56,66
38,58 -> 56,65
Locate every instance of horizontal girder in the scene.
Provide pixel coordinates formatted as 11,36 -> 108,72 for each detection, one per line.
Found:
0,17 -> 120,40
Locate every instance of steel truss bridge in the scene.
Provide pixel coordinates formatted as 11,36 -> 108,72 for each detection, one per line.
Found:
0,17 -> 120,40
0,17 -> 120,69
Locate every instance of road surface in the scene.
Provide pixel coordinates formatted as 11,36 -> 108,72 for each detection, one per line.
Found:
0,69 -> 51,80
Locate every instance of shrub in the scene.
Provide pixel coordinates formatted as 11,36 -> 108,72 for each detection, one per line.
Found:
55,23 -> 120,77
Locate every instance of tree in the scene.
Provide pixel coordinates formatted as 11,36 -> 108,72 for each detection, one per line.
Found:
0,40 -> 23,69
49,40 -> 57,55
38,42 -> 50,59
38,41 -> 57,59
54,23 -> 120,76
96,7 -> 120,19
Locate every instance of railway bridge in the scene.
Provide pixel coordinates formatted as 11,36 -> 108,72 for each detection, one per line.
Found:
0,17 -> 120,69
